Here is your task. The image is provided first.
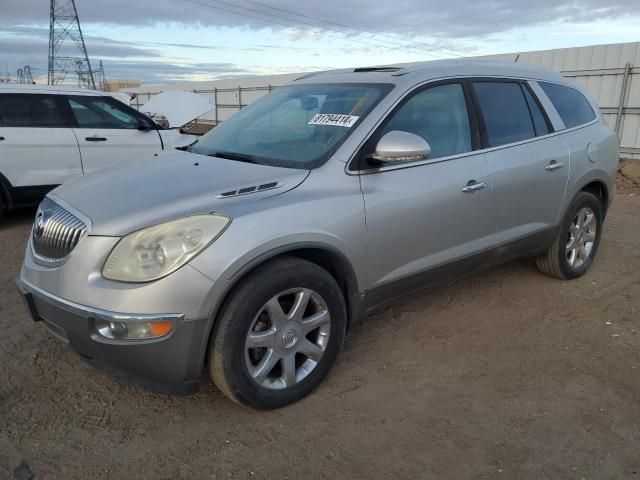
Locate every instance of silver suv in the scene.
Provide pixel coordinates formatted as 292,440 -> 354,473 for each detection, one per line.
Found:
18,61 -> 618,409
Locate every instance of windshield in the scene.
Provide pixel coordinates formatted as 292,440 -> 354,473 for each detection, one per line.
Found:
191,83 -> 392,169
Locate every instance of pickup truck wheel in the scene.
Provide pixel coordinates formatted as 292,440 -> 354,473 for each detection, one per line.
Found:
208,256 -> 347,409
536,191 -> 603,280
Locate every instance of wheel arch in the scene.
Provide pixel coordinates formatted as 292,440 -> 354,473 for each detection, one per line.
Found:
0,172 -> 14,210
579,179 -> 609,217
200,242 -> 365,367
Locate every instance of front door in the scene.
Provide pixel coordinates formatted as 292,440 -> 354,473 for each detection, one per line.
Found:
65,95 -> 163,175
358,82 -> 494,301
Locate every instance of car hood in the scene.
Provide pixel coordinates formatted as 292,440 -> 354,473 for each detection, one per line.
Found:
50,151 -> 309,236
140,91 -> 214,128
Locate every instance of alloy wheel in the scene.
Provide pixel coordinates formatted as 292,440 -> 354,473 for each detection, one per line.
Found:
244,288 -> 331,390
566,207 -> 597,269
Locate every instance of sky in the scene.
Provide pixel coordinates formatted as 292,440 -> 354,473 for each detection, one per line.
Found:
1,0 -> 639,85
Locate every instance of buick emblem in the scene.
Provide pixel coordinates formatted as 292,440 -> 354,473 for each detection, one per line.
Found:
34,211 -> 45,238
282,329 -> 298,348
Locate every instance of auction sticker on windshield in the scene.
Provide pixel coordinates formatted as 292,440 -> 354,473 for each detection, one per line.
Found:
308,114 -> 360,128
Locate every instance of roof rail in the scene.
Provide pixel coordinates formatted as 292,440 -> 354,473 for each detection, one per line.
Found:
390,60 -> 459,76
293,68 -> 353,81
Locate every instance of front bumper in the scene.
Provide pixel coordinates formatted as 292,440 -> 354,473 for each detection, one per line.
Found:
17,278 -> 209,395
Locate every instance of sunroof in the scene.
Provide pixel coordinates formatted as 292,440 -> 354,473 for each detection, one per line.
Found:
353,67 -> 402,73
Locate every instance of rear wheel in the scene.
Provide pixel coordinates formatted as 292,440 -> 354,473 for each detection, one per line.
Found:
209,256 -> 347,409
536,191 -> 603,279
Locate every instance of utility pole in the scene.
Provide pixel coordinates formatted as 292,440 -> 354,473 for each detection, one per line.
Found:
48,0 -> 96,89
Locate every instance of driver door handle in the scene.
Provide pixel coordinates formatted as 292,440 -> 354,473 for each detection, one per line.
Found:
545,160 -> 564,171
85,136 -> 107,142
462,180 -> 487,193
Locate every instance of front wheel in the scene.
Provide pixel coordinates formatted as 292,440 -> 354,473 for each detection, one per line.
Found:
208,256 -> 347,409
536,191 -> 603,280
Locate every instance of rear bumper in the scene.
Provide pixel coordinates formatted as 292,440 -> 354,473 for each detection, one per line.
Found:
17,277 -> 208,395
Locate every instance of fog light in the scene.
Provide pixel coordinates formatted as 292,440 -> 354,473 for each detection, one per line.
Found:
95,319 -> 174,340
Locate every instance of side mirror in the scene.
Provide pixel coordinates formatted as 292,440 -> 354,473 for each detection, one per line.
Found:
137,116 -> 156,131
369,130 -> 431,163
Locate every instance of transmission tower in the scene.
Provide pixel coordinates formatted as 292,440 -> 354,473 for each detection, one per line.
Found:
97,60 -> 107,91
48,0 -> 96,89
17,66 -> 35,84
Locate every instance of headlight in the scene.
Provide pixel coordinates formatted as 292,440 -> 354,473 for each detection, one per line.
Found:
102,214 -> 230,282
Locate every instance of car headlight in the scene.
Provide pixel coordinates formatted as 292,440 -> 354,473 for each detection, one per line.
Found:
102,214 -> 230,282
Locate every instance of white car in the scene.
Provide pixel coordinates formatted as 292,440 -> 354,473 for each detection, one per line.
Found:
0,85 -> 207,216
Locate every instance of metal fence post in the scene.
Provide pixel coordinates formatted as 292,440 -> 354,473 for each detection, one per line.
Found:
615,61 -> 631,136
238,86 -> 242,110
214,88 -> 218,124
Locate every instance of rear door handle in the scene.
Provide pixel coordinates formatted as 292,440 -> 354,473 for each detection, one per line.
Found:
545,160 -> 564,171
0,136 -> 5,141
85,136 -> 107,142
462,180 -> 487,193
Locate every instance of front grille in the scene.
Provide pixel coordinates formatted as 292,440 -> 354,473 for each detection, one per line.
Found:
32,197 -> 87,262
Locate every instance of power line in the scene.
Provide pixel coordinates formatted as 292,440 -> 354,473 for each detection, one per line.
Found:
237,0 -> 468,57
180,0 -> 456,59
211,0 -> 459,58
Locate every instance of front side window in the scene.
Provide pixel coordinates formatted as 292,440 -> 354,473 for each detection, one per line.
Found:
0,94 -> 64,128
380,83 -> 472,160
539,82 -> 596,129
191,83 -> 392,169
473,82 -> 536,147
68,96 -> 140,129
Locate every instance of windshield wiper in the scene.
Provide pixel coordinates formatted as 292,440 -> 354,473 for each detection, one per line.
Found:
207,150 -> 262,165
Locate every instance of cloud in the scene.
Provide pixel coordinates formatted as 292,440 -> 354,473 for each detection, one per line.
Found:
2,0 -> 639,38
1,0 -> 638,83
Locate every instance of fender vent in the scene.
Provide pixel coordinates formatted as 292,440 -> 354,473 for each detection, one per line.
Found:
216,182 -> 280,198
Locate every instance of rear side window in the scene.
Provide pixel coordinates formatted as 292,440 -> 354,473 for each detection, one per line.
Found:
0,94 -> 64,128
522,87 -> 550,136
539,82 -> 596,129
473,82 -> 536,147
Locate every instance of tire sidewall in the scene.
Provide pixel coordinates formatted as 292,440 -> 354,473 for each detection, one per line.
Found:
556,192 -> 603,279
215,260 -> 346,409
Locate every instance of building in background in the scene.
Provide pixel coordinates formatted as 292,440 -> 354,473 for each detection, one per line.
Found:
126,42 -> 640,159
104,79 -> 141,92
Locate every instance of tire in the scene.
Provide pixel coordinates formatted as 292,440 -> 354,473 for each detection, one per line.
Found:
208,256 -> 347,409
536,191 -> 603,280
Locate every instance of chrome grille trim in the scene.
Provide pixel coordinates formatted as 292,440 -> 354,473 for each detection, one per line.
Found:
32,197 -> 87,263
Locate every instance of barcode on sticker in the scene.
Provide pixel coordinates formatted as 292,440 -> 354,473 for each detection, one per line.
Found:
308,114 -> 359,128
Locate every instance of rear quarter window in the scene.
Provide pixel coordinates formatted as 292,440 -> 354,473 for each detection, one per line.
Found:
0,94 -> 64,128
539,82 -> 596,129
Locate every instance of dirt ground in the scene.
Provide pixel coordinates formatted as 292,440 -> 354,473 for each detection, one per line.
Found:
1,169 -> 639,480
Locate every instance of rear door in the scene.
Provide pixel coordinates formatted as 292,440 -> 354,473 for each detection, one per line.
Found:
358,81 -> 495,299
0,93 -> 82,203
65,95 -> 163,175
471,79 -> 570,243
